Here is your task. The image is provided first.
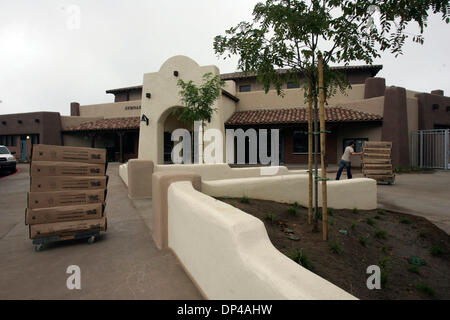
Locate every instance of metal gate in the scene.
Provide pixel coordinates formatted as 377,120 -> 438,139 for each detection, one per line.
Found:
410,129 -> 450,169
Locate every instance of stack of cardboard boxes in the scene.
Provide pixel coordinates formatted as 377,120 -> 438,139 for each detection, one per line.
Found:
26,145 -> 108,242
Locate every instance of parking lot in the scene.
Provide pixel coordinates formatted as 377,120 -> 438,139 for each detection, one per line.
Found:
0,163 -> 201,299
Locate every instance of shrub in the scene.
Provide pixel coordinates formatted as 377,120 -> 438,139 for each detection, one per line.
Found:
430,246 -> 444,256
400,218 -> 411,224
418,231 -> 427,238
293,201 -> 300,208
240,196 -> 249,204
359,236 -> 367,247
288,206 -> 299,216
366,218 -> 375,226
329,241 -> 343,254
352,208 -> 359,214
415,283 -> 435,297
287,248 -> 313,270
381,245 -> 389,254
408,265 -> 420,275
377,209 -> 386,215
351,222 -> 357,229
374,215 -> 381,220
264,213 -> 277,223
329,219 -> 334,226
379,257 -> 390,269
375,229 -> 387,239
327,208 -> 334,216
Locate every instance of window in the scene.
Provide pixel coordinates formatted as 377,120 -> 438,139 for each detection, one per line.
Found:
446,106 -> 450,112
293,131 -> 308,153
0,135 -> 17,147
239,85 -> 251,92
342,138 -> 368,153
287,81 -> 300,89
293,130 -> 322,154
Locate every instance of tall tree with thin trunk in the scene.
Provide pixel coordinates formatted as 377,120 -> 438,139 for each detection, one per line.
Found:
175,72 -> 225,163
214,0 -> 448,238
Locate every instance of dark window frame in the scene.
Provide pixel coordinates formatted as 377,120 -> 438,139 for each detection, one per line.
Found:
239,84 -> 251,92
287,81 -> 300,89
342,138 -> 368,153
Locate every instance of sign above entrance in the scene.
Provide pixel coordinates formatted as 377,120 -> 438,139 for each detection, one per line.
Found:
125,106 -> 141,111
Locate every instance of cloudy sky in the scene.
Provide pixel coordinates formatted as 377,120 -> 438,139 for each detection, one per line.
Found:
0,0 -> 448,116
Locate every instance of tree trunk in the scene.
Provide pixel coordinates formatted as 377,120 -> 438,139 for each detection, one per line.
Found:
308,87 -> 313,225
318,54 -> 328,241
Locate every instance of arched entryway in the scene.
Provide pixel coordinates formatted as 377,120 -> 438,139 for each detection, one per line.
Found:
158,106 -> 192,164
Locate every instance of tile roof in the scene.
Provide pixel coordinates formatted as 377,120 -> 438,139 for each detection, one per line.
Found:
63,117 -> 140,132
225,107 -> 383,126
221,65 -> 383,80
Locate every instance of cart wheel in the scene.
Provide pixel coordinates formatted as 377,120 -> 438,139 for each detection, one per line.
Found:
88,236 -> 96,244
35,244 -> 44,252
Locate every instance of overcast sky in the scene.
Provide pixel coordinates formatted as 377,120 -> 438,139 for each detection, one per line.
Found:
0,0 -> 449,116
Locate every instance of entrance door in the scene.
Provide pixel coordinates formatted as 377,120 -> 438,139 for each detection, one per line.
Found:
20,138 -> 27,162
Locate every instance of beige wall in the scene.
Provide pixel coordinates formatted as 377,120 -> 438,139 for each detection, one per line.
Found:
62,133 -> 92,147
336,123 -> 382,166
202,175 -> 377,210
168,180 -> 357,299
235,84 -> 366,111
79,100 -> 141,118
138,56 -> 226,164
337,96 -> 385,116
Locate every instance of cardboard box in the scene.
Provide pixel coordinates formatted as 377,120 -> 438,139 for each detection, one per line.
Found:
30,161 -> 106,177
32,144 -> 106,164
28,189 -> 106,209
25,203 -> 104,225
30,176 -> 108,192
29,217 -> 107,239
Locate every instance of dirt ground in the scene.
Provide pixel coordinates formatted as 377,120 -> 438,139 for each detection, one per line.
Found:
218,197 -> 450,300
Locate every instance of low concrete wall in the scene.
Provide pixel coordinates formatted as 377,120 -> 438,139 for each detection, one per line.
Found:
167,181 -> 357,300
119,163 -> 128,186
202,175 -> 377,210
119,160 -> 313,199
155,163 -> 307,180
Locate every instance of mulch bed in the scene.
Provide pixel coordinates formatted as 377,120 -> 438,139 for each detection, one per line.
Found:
217,197 -> 450,300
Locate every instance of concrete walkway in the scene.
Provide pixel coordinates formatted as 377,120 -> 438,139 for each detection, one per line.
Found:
377,171 -> 450,234
0,163 -> 202,299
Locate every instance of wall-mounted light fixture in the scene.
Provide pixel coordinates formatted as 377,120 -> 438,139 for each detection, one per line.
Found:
18,120 -> 22,124
1,121 -> 6,125
146,93 -> 151,99
141,114 -> 149,126
174,71 -> 179,77
35,119 -> 40,123
26,136 -> 30,140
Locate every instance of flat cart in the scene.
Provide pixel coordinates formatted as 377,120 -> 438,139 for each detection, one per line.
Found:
32,231 -> 100,252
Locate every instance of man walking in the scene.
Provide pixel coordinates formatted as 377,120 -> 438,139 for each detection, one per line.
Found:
336,141 -> 362,180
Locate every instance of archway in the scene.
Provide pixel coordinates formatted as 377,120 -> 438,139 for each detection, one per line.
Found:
157,106 -> 192,164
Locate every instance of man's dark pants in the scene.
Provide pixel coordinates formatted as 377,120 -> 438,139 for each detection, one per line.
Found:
336,159 -> 352,180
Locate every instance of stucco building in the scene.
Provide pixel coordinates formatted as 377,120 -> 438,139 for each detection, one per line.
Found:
1,56 -> 449,166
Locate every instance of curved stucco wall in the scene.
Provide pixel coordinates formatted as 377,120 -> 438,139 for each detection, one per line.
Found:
167,181 -> 356,300
202,175 -> 377,210
119,163 -> 128,186
155,163 -> 309,181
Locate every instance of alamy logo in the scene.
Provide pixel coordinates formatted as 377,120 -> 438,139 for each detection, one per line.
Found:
66,265 -> 81,290
366,265 -> 381,290
171,121 -> 280,175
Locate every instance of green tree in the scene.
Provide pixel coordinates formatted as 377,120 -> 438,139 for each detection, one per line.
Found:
213,0 -> 448,234
174,72 -> 225,163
